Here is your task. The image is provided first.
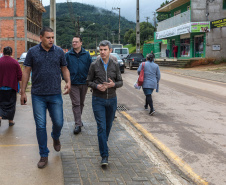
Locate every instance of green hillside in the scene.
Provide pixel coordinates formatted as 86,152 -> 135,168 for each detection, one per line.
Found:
42,2 -> 136,49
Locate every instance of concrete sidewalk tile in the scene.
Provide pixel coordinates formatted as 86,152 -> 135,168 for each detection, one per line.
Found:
81,178 -> 91,185
99,177 -> 116,182
64,177 -> 81,183
65,183 -> 81,185
61,93 -> 172,185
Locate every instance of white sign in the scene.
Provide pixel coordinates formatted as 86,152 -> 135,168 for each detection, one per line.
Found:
212,45 -> 220,51
156,23 -> 191,40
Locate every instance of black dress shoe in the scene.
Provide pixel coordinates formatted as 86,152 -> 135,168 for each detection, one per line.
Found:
101,157 -> 108,166
74,126 -> 81,134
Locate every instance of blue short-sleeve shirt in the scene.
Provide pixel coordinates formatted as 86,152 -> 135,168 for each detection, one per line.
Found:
24,43 -> 67,95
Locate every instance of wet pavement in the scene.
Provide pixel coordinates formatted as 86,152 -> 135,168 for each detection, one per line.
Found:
2,64 -> 225,184
159,63 -> 226,83
60,91 -> 177,185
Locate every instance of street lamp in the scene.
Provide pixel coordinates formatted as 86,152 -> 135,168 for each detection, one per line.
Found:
80,23 -> 95,33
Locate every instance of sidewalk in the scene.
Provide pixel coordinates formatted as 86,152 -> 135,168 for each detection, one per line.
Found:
159,63 -> 226,83
61,91 -> 176,185
0,89 -> 182,185
0,94 -> 64,185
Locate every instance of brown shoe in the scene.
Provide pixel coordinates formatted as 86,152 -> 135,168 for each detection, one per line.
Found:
53,138 -> 61,152
37,157 -> 48,168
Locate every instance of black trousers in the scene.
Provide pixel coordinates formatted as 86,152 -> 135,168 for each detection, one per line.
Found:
0,90 -> 17,120
145,94 -> 154,111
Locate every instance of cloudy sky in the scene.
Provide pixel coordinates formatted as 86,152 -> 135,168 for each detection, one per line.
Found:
42,0 -> 166,23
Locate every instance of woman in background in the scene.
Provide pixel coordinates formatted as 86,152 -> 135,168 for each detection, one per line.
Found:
137,53 -> 161,115
0,46 -> 22,126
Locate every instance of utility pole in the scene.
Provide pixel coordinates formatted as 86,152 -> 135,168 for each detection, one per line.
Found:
145,16 -> 150,23
50,0 -> 56,45
111,31 -> 115,44
136,0 -> 140,53
153,12 -> 157,30
77,16 -> 81,35
112,7 -> 121,44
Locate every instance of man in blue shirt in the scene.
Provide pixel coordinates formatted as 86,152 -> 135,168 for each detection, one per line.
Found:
65,36 -> 92,134
20,27 -> 71,169
87,40 -> 123,166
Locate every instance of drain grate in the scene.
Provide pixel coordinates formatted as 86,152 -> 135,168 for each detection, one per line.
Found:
117,105 -> 128,111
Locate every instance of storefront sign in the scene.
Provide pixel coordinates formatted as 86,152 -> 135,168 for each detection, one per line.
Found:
211,18 -> 226,28
177,23 -> 191,35
162,40 -> 167,44
156,27 -> 177,40
191,22 -> 210,32
156,23 -> 191,39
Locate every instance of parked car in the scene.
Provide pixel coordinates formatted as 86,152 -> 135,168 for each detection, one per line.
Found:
124,53 -> 146,70
0,53 -> 3,58
91,55 -> 98,62
110,53 -> 124,73
18,52 -> 27,63
113,48 -> 129,60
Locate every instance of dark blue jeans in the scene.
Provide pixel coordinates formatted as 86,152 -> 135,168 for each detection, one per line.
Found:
92,96 -> 117,157
32,94 -> 64,157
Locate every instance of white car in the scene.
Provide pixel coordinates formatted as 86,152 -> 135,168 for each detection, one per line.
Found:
110,53 -> 125,73
18,52 -> 27,63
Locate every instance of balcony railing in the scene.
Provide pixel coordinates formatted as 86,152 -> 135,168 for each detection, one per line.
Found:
157,10 -> 190,32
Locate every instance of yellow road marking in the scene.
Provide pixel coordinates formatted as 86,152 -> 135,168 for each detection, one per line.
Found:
121,111 -> 208,185
0,144 -> 37,147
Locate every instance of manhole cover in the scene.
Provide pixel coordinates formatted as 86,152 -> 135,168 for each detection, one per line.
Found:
117,105 -> 128,111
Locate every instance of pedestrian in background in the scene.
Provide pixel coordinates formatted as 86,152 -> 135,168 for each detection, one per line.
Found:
65,35 -> 92,135
87,40 -> 123,166
20,27 -> 71,169
0,46 -> 22,127
137,53 -> 160,115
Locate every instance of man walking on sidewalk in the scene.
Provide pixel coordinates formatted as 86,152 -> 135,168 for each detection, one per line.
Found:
87,40 -> 123,166
20,27 -> 71,169
65,35 -> 92,134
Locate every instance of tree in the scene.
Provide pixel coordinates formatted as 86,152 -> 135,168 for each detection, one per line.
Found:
140,22 -> 154,44
129,32 -> 136,46
124,22 -> 154,46
157,0 -> 170,22
124,29 -> 134,43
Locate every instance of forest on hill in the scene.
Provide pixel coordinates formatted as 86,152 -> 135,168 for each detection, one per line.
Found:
43,2 -> 136,49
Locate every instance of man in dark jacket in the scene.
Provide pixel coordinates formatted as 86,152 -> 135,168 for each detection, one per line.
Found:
65,35 -> 92,134
87,40 -> 123,166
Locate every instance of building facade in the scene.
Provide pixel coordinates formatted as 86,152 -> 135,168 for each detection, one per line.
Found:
154,0 -> 226,59
0,0 -> 45,59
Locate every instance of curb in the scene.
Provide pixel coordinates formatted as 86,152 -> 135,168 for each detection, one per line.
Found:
120,111 -> 208,185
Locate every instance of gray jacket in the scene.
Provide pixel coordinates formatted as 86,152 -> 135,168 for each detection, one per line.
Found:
87,57 -> 123,99
137,60 -> 161,92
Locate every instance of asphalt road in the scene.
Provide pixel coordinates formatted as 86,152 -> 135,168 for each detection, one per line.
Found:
117,67 -> 226,185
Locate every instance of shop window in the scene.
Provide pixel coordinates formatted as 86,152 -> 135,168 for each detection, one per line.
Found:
224,0 -> 226,9
180,38 -> 190,57
174,10 -> 181,16
194,36 -> 204,58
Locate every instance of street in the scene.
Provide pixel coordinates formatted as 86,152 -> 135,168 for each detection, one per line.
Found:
117,66 -> 226,185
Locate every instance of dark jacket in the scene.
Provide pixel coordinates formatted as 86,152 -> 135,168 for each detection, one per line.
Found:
65,48 -> 92,85
86,57 -> 123,99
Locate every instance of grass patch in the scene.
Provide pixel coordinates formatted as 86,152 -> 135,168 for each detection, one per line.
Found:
124,44 -> 136,54
214,57 -> 226,64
